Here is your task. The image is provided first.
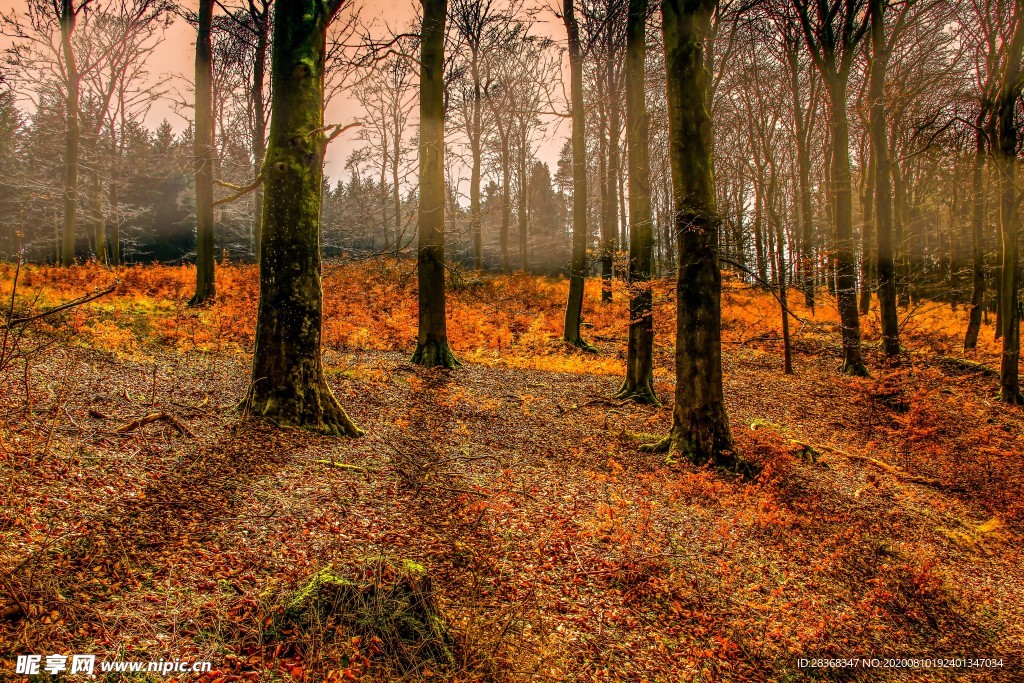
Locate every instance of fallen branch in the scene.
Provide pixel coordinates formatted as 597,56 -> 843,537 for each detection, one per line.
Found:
930,355 -> 997,377
750,419 -> 964,492
117,412 -> 194,437
314,459 -> 365,472
815,443 -> 965,492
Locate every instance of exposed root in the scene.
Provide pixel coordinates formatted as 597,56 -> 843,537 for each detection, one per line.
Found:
244,382 -> 364,437
839,358 -> 871,377
567,337 -> 598,353
639,430 -> 757,478
997,387 -> 1024,405
411,340 -> 461,369
614,379 -> 661,406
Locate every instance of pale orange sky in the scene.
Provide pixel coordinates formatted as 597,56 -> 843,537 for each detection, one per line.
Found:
0,0 -> 569,186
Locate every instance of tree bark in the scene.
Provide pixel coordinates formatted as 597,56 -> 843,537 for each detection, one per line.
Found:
245,0 -> 362,436
412,0 -> 458,368
616,0 -> 658,404
644,0 -> 737,469
870,0 -> 899,359
561,0 -> 594,350
191,0 -> 216,303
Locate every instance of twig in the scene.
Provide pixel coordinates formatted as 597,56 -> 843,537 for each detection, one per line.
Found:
117,412 -> 194,437
4,284 -> 117,328
212,174 -> 263,208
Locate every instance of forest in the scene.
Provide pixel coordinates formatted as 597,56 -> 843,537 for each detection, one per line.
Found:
1,0 -> 1023,680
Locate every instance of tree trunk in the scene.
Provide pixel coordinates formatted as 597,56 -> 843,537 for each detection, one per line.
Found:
996,14 -> 1024,402
826,74 -> 867,375
870,0 -> 899,359
470,51 -> 483,269
964,113 -> 988,349
412,0 -> 458,368
561,0 -> 593,350
245,0 -> 362,436
859,142 -> 874,316
789,52 -> 815,310
599,82 -> 613,303
518,125 -> 529,272
191,0 -> 216,304
644,0 -> 737,469
251,1 -> 268,263
617,0 -> 658,404
59,0 -> 79,267
393,113 -> 402,253
91,167 -> 107,264
499,126 -> 511,272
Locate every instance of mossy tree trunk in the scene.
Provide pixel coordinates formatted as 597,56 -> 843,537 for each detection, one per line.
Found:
869,0 -> 899,359
191,0 -> 216,304
59,0 -> 79,267
245,0 -> 362,436
561,0 -> 594,351
996,9 -> 1024,403
644,0 -> 736,469
412,0 -> 459,368
616,0 -> 657,404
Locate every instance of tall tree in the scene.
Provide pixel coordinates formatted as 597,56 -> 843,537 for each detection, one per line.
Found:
615,0 -> 658,404
869,0 -> 899,358
995,1 -> 1024,403
644,0 -> 738,469
244,0 -> 361,434
561,0 -> 596,350
412,0 -> 459,367
793,0 -> 869,375
59,0 -> 80,266
191,0 -> 216,303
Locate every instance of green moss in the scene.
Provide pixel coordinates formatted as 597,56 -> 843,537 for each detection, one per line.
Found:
276,558 -> 454,671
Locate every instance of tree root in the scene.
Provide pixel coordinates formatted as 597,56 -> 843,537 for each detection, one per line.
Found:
838,358 -> 871,377
243,384 -> 364,437
411,340 -> 461,369
997,387 -> 1024,405
613,379 -> 661,406
565,337 -> 598,353
639,431 -> 758,479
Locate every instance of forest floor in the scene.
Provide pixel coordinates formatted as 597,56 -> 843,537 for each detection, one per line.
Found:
1,261 -> 1023,682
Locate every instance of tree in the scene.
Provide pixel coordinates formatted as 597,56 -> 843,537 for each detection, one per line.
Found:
644,0 -> 738,469
244,0 -> 362,435
450,0 -> 518,270
615,0 -> 658,404
561,0 -> 596,351
412,0 -> 459,368
995,0 -> 1024,403
191,0 -> 215,304
793,0 -> 870,375
869,0 -> 899,358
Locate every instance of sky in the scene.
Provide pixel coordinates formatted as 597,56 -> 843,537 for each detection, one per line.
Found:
0,0 -> 570,188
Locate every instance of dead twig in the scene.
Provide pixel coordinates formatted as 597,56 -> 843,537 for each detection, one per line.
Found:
117,412 -> 194,437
